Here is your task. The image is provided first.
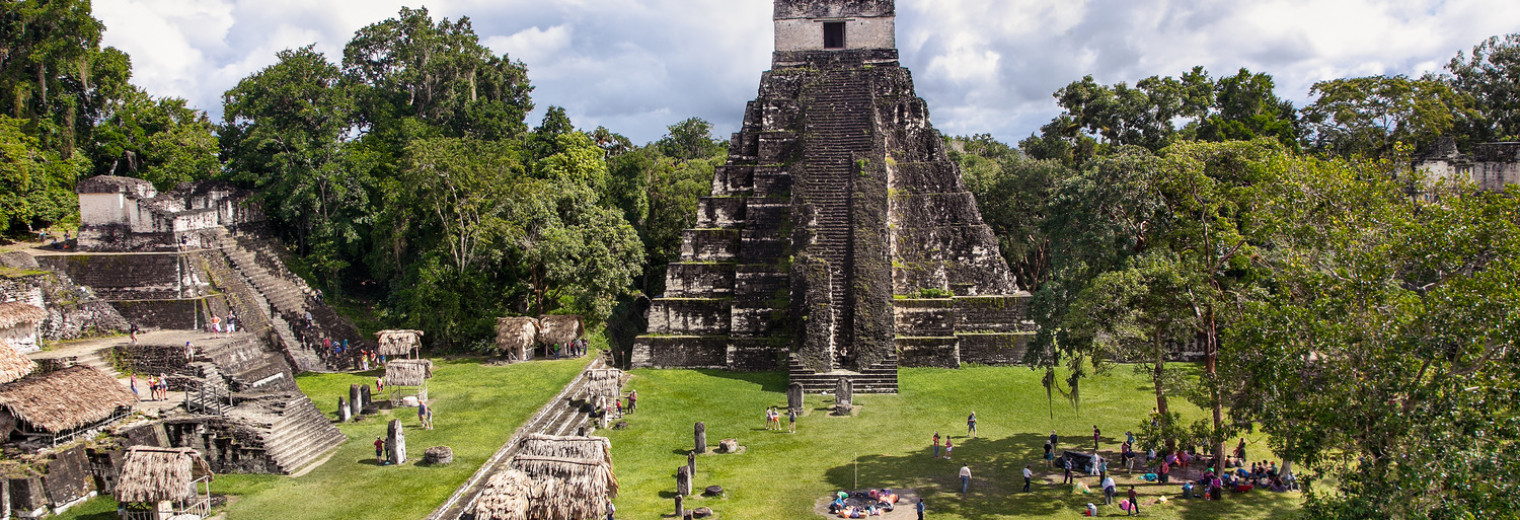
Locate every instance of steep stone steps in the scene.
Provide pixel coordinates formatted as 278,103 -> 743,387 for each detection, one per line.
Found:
230,393 -> 346,475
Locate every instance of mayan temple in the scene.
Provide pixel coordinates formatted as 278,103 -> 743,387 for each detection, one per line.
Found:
632,0 -> 1034,393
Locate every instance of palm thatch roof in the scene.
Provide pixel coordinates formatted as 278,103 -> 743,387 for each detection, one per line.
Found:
384,359 -> 433,387
0,302 -> 46,330
114,447 -> 212,504
535,315 -> 583,347
0,365 -> 136,433
0,341 -> 38,384
585,369 -> 623,403
375,329 -> 424,356
494,317 -> 538,355
473,434 -> 617,520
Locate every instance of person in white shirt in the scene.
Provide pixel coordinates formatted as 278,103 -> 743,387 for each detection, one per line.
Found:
1101,474 -> 1117,505
1022,466 -> 1034,492
959,465 -> 972,494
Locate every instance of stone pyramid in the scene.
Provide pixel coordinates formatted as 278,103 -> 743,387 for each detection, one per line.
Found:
632,0 -> 1034,393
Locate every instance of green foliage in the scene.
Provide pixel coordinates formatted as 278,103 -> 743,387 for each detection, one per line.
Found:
1302,74 -> 1475,158
92,89 -> 219,189
0,115 -> 86,232
1448,33 -> 1520,142
952,134 -> 1076,290
915,287 -> 953,299
655,117 -> 727,160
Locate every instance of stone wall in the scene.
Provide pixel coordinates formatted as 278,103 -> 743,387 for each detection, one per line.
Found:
0,267 -> 129,342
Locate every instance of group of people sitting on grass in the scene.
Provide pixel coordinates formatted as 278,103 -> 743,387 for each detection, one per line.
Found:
828,489 -> 899,518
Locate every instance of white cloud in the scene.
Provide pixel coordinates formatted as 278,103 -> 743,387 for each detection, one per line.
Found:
95,0 -> 1520,144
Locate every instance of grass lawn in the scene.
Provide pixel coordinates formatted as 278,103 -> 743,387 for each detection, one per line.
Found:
51,355 -> 588,520
603,366 -> 1302,520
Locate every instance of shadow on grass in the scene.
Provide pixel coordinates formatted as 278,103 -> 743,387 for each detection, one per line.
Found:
824,432 -> 1068,519
693,370 -> 789,393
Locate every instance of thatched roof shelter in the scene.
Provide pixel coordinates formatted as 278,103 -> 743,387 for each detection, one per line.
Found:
495,317 -> 538,358
384,359 -> 434,388
473,434 -> 617,520
535,315 -> 584,347
0,302 -> 46,330
0,341 -> 37,384
114,447 -> 213,504
376,329 -> 424,357
585,369 -> 623,403
0,366 -> 136,433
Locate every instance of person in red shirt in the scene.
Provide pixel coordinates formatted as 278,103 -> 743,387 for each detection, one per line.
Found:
374,437 -> 385,464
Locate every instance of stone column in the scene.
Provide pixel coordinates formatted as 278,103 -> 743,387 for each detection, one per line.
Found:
676,465 -> 692,496
834,377 -> 853,415
674,495 -> 684,517
694,422 -> 707,454
687,451 -> 696,481
787,382 -> 804,415
360,384 -> 372,410
387,419 -> 407,465
349,384 -> 364,417
338,397 -> 351,423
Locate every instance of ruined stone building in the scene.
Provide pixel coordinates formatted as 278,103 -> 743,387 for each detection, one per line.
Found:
633,0 -> 1033,392
35,176 -> 367,372
1415,139 -> 1520,191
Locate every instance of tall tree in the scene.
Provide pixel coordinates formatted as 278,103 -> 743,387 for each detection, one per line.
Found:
1448,33 -> 1520,142
1302,74 -> 1474,158
92,88 -> 219,189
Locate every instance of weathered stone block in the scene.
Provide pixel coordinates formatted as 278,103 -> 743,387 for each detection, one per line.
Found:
957,332 -> 1033,365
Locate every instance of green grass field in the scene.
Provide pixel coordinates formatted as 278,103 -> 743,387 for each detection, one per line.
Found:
52,356 -> 588,520
602,366 -> 1302,520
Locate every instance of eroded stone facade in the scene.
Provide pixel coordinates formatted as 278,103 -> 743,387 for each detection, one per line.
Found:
633,0 -> 1033,392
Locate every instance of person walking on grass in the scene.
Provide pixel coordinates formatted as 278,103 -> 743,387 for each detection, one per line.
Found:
944,438 -> 954,460
933,432 -> 941,458
1022,465 -> 1033,492
1102,473 -> 1116,505
959,464 -> 972,494
788,407 -> 797,433
374,437 -> 385,464
916,499 -> 925,520
967,411 -> 977,437
1093,425 -> 1101,452
628,390 -> 637,412
1062,456 -> 1073,484
1127,486 -> 1140,516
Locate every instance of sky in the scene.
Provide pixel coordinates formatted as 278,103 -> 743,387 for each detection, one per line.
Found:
95,0 -> 1520,146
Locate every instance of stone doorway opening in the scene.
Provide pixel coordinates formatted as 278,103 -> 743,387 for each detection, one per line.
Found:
824,22 -> 846,49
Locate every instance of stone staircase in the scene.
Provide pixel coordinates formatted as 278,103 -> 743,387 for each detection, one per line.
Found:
431,358 -> 608,520
73,349 -> 122,379
800,69 -> 876,361
788,353 -> 900,394
200,231 -> 364,372
228,392 -> 346,475
183,362 -> 232,415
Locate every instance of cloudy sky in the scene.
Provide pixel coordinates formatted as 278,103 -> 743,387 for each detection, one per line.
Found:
96,0 -> 1519,145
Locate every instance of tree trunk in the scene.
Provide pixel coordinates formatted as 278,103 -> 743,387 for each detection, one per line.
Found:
1206,311 -> 1225,462
1153,338 -> 1169,420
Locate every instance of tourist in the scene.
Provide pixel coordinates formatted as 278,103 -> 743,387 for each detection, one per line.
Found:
129,323 -> 139,345
1101,474 -> 1116,505
764,407 -> 773,430
933,432 -> 941,458
1044,441 -> 1054,464
1235,438 -> 1248,464
1093,425 -> 1101,451
1050,430 -> 1059,449
967,411 -> 977,437
159,373 -> 169,399
130,374 -> 138,397
1022,465 -> 1033,492
425,406 -> 434,430
628,390 -> 637,412
615,399 -> 623,418
315,288 -> 324,305
374,437 -> 385,464
605,499 -> 615,520
1159,459 -> 1170,484
788,407 -> 797,433
377,376 -> 384,393
210,315 -> 221,338
1062,456 -> 1073,484
944,438 -> 953,459
185,341 -> 194,361
958,464 -> 971,494
916,499 -> 925,520
1126,430 -> 1135,446
418,401 -> 428,428
1127,486 -> 1139,516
